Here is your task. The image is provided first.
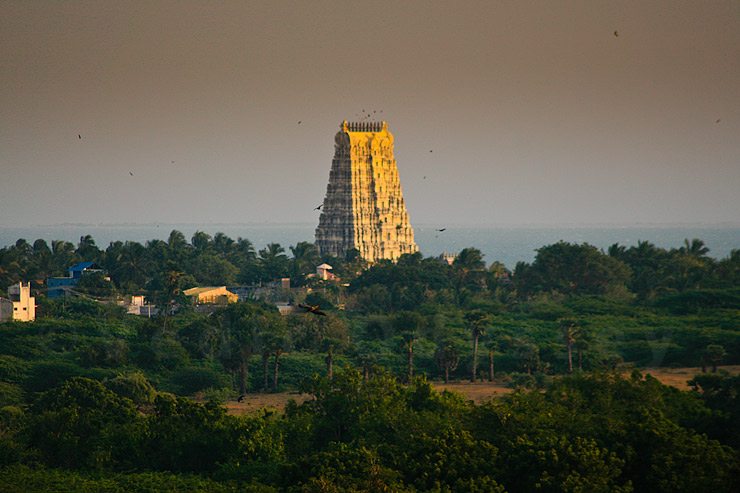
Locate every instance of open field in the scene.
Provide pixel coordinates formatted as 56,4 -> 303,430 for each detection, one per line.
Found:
632,365 -> 740,390
223,366 -> 740,415
432,381 -> 514,402
223,391 -> 311,415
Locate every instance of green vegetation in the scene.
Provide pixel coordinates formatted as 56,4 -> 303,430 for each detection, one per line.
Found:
0,371 -> 738,492
0,233 -> 739,490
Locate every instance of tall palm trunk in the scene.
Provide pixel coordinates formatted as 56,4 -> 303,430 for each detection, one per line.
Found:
567,340 -> 573,373
262,351 -> 270,390
273,349 -> 282,390
326,346 -> 334,380
239,348 -> 250,394
471,333 -> 479,382
407,339 -> 414,382
488,350 -> 494,382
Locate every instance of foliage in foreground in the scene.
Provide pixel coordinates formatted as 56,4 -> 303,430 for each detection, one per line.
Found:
1,371 -> 738,492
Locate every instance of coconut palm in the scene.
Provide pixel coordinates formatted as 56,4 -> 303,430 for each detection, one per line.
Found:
435,339 -> 461,383
486,338 -> 498,382
290,241 -> 320,282
393,311 -> 424,382
704,344 -> 727,373
213,232 -> 235,255
560,318 -> 580,373
679,238 -> 710,258
465,310 -> 490,382
258,243 -> 289,281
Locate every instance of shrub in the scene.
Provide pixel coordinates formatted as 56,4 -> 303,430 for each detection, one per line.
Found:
105,372 -> 157,405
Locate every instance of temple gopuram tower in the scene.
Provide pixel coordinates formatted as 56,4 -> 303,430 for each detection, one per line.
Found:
315,120 -> 418,262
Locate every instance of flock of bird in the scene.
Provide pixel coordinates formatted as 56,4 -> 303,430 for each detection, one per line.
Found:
354,108 -> 383,122
75,28 -> 722,182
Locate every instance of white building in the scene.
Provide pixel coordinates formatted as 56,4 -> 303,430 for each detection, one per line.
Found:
8,282 -> 35,322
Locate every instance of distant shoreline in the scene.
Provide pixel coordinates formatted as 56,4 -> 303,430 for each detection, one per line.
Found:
2,221 -> 740,229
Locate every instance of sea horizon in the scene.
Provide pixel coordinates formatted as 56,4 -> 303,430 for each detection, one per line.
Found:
2,222 -> 738,270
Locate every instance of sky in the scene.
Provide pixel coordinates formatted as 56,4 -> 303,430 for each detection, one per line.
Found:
1,1 -> 739,228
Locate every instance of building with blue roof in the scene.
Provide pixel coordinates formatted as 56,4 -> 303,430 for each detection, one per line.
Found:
47,262 -> 103,298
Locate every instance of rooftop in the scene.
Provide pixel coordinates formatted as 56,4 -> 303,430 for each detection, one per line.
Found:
183,286 -> 229,296
69,261 -> 99,271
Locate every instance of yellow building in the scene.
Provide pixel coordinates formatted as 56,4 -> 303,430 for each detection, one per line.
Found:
8,282 -> 36,322
315,120 -> 418,263
183,286 -> 238,305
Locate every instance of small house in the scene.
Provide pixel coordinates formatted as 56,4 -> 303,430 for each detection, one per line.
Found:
316,263 -> 336,281
183,286 -> 238,305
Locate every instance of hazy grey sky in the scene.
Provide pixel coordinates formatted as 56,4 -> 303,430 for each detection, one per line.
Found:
1,1 -> 738,227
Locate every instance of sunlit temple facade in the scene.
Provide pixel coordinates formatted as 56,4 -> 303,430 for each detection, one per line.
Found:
315,121 -> 418,263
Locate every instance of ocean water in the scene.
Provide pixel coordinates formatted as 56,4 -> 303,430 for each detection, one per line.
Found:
1,223 -> 738,270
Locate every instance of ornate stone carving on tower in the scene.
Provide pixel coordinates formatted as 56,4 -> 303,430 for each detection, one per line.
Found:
315,120 -> 418,263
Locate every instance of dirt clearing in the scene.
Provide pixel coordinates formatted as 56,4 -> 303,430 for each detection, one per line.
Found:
223,366 -> 740,415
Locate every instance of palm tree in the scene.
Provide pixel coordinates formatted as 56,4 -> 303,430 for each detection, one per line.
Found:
402,331 -> 416,382
51,240 -> 76,274
679,238 -> 710,258
465,310 -> 490,382
453,248 -> 486,296
30,239 -> 53,279
213,232 -> 235,255
325,344 -> 334,380
76,235 -> 99,259
435,339 -> 460,383
272,345 -> 284,391
261,347 -> 271,390
574,327 -> 592,370
256,316 -> 289,391
354,340 -> 380,381
607,243 -> 626,259
234,238 -> 256,262
258,243 -> 289,281
109,241 -> 148,289
218,304 -> 265,394
521,343 -> 539,375
393,312 -> 423,382
191,231 -> 212,251
560,318 -> 579,373
704,344 -> 727,373
486,339 -> 498,382
290,241 -> 320,282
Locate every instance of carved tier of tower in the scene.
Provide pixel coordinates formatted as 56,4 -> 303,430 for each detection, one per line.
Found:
315,121 -> 418,263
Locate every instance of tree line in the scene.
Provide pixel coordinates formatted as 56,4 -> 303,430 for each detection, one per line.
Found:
1,232 -> 737,303
0,370 -> 738,492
